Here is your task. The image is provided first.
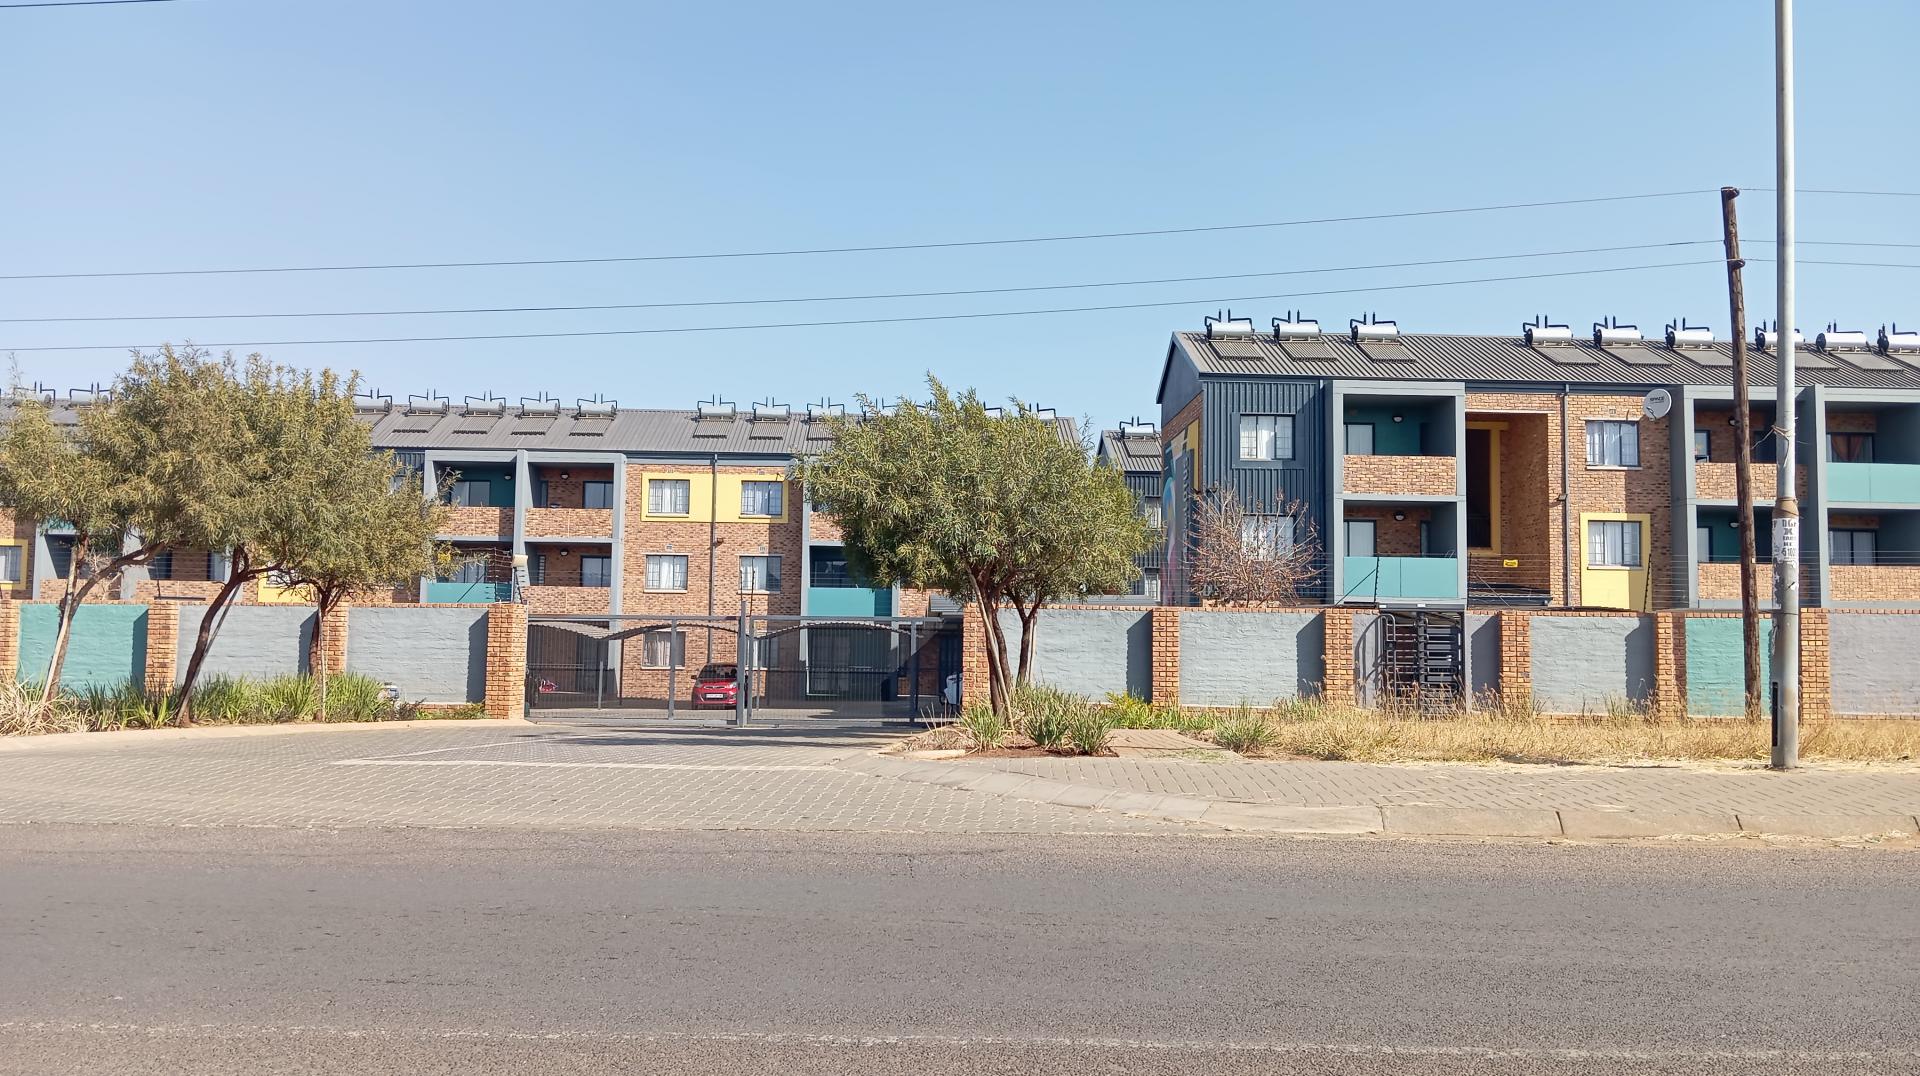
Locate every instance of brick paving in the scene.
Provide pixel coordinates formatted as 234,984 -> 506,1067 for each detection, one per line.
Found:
955,754 -> 1920,816
0,724 -> 1175,834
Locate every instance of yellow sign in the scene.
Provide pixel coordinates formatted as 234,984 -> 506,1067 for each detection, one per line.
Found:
1502,558 -> 1519,568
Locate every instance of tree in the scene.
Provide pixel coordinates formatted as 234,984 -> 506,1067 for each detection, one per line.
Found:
0,395 -> 169,701
253,451 -> 445,720
1187,489 -> 1321,606
799,377 -> 1154,716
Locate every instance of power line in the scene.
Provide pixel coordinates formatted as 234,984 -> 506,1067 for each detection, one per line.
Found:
0,240 -> 1722,324
0,259 -> 1716,352
0,190 -> 1718,281
0,0 -> 178,7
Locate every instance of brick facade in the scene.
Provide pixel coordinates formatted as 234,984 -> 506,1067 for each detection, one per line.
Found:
1149,606 -> 1181,705
1342,453 -> 1456,496
0,600 -> 17,683
444,506 -> 513,537
483,603 -> 527,718
142,603 -> 178,695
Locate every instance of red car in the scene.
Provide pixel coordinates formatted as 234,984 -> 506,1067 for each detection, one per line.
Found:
692,664 -> 738,709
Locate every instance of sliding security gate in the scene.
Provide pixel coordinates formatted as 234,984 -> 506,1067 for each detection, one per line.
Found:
525,613 -> 956,723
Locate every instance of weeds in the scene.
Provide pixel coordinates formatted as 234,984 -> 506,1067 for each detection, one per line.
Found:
1064,709 -> 1114,756
958,704 -> 1006,750
1211,705 -> 1277,754
0,681 -> 86,736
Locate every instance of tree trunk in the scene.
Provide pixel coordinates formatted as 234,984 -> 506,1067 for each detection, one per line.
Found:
311,588 -> 335,721
1015,599 -> 1041,687
977,594 -> 1015,718
175,553 -> 253,726
39,535 -> 92,704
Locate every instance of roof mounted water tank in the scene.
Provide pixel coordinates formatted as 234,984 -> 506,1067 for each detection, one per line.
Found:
575,395 -> 617,418
518,394 -> 562,416
1754,321 -> 1804,350
1204,310 -> 1256,338
752,400 -> 791,420
1880,324 -> 1920,354
695,398 -> 735,419
1664,320 -> 1713,349
1816,323 -> 1870,351
1592,316 -> 1642,348
806,400 -> 845,421
1350,313 -> 1400,342
1523,315 -> 1574,346
352,390 -> 394,413
1119,417 -> 1158,437
406,393 -> 449,415
1270,310 -> 1320,339
462,395 -> 505,416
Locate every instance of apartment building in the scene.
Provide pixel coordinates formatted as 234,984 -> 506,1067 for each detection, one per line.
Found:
1157,314 -> 1920,613
1095,424 -> 1166,602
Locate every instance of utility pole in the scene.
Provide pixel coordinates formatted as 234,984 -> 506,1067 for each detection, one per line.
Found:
1720,188 -> 1764,720
1771,0 -> 1801,769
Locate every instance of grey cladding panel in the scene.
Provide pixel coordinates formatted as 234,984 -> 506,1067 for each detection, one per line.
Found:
1466,613 -> 1499,698
1528,616 -> 1655,713
1830,613 -> 1920,715
346,607 -> 490,704
996,609 -> 1150,700
175,605 -> 317,683
1178,611 -> 1325,706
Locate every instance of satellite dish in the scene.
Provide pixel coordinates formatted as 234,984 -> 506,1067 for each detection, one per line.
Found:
1642,388 -> 1673,420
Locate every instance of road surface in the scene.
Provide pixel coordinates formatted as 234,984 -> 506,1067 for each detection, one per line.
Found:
2,826 -> 1915,1074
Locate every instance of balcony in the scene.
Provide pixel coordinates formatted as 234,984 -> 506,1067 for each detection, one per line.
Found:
1342,556 -> 1460,601
424,580 -> 512,604
1828,564 -> 1920,603
1828,462 -> 1920,505
443,506 -> 513,537
525,507 -> 614,539
807,586 -> 893,617
1343,454 -> 1457,497
524,584 -> 611,614
1693,462 -> 1809,503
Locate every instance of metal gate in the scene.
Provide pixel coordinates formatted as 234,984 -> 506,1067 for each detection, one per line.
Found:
525,612 -> 958,724
1356,609 -> 1465,711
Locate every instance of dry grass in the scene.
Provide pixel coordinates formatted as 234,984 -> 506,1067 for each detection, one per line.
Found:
0,682 -> 88,737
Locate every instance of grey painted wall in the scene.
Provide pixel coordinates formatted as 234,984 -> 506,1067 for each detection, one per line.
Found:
1529,615 -> 1655,713
1179,611 -> 1325,707
175,605 -> 317,683
996,608 -> 1151,701
1352,611 -> 1383,706
346,606 -> 490,704
1830,613 -> 1920,715
1466,613 -> 1500,699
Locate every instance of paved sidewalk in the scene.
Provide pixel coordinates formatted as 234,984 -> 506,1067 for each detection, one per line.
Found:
842,752 -> 1920,840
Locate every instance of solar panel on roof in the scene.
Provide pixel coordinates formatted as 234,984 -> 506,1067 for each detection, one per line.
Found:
1361,341 -> 1415,362
569,417 -> 611,437
1279,338 -> 1336,360
1209,339 -> 1266,360
748,421 -> 783,439
454,416 -> 500,434
693,416 -> 732,438
1535,346 -> 1599,366
1833,351 -> 1903,372
1612,346 -> 1672,367
1795,353 -> 1839,370
511,418 -> 554,435
1689,351 -> 1734,367
394,419 -> 437,433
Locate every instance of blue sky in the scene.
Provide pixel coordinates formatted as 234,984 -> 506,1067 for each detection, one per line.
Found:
4,0 -> 1916,432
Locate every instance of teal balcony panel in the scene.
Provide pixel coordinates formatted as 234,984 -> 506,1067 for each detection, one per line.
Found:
807,586 -> 893,617
1343,556 -> 1460,601
425,581 -> 512,604
1828,462 -> 1920,505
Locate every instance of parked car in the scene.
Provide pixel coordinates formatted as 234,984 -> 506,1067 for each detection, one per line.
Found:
692,664 -> 738,709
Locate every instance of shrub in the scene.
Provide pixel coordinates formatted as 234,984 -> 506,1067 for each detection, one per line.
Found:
190,675 -> 257,724
0,681 -> 86,736
323,673 -> 392,722
1103,692 -> 1157,728
1021,706 -> 1072,750
959,703 -> 1006,751
1065,709 -> 1114,755
257,674 -> 316,722
1212,705 -> 1277,754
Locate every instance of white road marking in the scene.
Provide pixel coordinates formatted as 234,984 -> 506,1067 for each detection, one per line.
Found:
0,1020 -> 1907,1062
347,730 -> 625,761
332,759 -> 837,772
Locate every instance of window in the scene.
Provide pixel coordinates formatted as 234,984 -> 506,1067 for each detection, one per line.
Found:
531,553 -> 547,585
1831,529 -> 1877,566
149,549 -> 174,581
740,480 -> 784,517
739,555 -> 782,593
445,556 -> 490,583
1345,519 -> 1376,558
1696,525 -> 1717,563
1694,429 -> 1711,462
645,554 -> 688,591
450,479 -> 492,507
1345,422 -> 1376,455
534,480 -> 550,507
1131,569 -> 1161,601
580,555 -> 612,588
641,629 -> 686,669
1418,521 -> 1432,556
1142,499 -> 1163,528
811,547 -> 855,587
1829,432 -> 1875,463
1585,421 -> 1640,468
0,545 -> 20,584
1238,415 -> 1294,461
1241,516 -> 1296,559
583,480 -> 613,510
1587,520 -> 1643,567
648,479 -> 690,515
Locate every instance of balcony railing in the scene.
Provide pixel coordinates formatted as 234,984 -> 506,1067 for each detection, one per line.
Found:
1342,454 -> 1457,497
1828,562 -> 1920,603
1827,462 -> 1920,505
443,506 -> 513,536
523,584 -> 612,614
1341,555 -> 1460,601
807,586 -> 893,616
425,580 -> 512,604
525,507 -> 614,539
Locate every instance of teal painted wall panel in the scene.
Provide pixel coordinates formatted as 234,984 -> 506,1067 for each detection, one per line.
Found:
1828,462 -> 1920,504
1344,556 -> 1459,600
807,586 -> 893,617
1340,405 -> 1424,456
1684,617 -> 1773,716
17,603 -> 148,690
424,581 -> 512,604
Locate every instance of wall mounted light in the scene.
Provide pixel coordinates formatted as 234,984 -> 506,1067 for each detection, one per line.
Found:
1392,414 -> 1405,423
1393,511 -> 1408,521
559,548 -> 571,557
559,470 -> 570,480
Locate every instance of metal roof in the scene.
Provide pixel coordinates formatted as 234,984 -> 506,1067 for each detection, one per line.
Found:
1098,429 -> 1163,474
1162,329 -> 1920,398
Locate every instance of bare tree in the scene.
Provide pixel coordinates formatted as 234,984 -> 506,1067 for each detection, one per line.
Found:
1187,489 -> 1321,606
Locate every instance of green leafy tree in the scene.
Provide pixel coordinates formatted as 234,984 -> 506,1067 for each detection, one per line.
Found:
799,377 -> 1154,715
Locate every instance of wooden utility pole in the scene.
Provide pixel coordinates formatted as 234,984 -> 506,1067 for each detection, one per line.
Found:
1720,187 -> 1764,720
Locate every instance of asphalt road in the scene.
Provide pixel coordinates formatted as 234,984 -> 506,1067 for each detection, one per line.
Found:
2,826 -> 1915,1075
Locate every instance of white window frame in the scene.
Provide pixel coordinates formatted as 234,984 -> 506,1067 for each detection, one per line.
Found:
1585,420 -> 1641,469
1241,515 -> 1297,560
450,479 -> 492,508
582,480 -> 614,510
1345,422 -> 1376,456
1238,415 -> 1295,462
647,479 -> 691,516
580,554 -> 612,588
641,629 -> 686,669
739,554 -> 782,593
1694,429 -> 1710,462
1345,519 -> 1377,559
1587,520 -> 1643,568
645,554 -> 689,592
0,544 -> 21,584
740,480 -> 784,517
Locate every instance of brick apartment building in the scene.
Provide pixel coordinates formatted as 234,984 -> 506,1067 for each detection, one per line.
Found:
1157,314 -> 1920,614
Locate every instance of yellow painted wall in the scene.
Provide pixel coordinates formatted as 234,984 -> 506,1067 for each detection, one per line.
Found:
637,471 -> 792,524
255,575 -> 313,604
1578,511 -> 1652,611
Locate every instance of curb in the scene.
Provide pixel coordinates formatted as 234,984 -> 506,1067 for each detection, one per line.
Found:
0,718 -> 526,752
839,755 -> 1920,841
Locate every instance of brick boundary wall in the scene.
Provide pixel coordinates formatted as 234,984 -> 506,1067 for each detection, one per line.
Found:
0,602 -> 18,685
1799,607 -> 1831,721
1150,607 -> 1181,706
142,604 -> 177,695
483,603 -> 527,719
1652,613 -> 1684,718
960,604 -> 988,708
1497,611 -> 1531,700
1321,608 -> 1355,704
319,603 -> 350,677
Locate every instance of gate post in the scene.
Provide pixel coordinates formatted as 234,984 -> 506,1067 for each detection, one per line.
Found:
483,602 -> 529,719
733,607 -> 749,728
